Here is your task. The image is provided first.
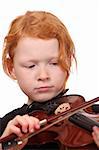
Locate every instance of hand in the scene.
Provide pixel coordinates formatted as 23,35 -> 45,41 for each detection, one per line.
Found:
92,126 -> 99,147
1,114 -> 40,150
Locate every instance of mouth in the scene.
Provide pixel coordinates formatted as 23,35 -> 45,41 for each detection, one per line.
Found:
35,86 -> 53,92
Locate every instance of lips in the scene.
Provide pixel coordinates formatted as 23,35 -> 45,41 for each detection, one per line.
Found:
35,86 -> 53,92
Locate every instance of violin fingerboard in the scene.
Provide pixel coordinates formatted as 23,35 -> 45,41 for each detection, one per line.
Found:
69,113 -> 99,132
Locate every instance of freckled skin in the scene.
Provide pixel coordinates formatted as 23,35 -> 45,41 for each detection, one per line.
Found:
13,37 -> 67,103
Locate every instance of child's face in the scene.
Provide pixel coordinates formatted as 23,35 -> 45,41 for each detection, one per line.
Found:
12,37 -> 67,103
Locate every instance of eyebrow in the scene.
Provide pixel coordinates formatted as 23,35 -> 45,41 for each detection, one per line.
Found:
25,57 -> 59,63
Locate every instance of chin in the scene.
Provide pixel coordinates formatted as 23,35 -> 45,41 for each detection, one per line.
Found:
33,93 -> 56,102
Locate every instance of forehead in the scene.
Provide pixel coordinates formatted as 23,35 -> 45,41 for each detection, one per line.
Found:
14,37 -> 59,59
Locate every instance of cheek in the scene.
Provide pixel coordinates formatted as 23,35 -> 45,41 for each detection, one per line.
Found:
17,79 -> 32,96
54,69 -> 67,85
14,70 -> 31,89
14,67 -> 32,81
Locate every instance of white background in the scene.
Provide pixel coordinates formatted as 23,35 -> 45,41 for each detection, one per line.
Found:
0,0 -> 99,117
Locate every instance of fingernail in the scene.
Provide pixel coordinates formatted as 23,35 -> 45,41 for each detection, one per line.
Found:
24,129 -> 27,133
30,129 -> 34,133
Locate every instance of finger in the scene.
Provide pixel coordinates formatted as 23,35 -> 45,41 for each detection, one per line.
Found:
27,116 -> 40,133
93,126 -> 99,136
13,115 -> 29,134
21,115 -> 40,133
1,123 -> 23,138
92,126 -> 99,147
14,115 -> 40,133
9,124 -> 23,137
92,132 -> 99,147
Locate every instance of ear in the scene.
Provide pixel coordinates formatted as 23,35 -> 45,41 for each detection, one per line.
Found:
11,67 -> 17,80
6,58 -> 17,80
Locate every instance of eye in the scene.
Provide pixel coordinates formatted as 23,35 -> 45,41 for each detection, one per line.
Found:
50,61 -> 58,65
28,64 -> 35,68
51,62 -> 58,65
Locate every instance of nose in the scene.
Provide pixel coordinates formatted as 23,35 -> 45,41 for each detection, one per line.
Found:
37,66 -> 49,81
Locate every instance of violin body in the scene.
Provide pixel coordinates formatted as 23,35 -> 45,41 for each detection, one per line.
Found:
0,94 -> 99,150
27,118 -> 98,150
26,95 -> 99,150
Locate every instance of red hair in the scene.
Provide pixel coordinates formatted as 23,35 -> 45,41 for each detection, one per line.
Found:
2,11 -> 76,78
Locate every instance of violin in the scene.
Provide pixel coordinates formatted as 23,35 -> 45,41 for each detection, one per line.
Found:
0,94 -> 99,150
